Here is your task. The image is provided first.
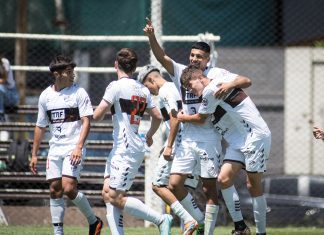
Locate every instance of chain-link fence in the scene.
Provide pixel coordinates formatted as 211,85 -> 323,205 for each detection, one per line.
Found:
0,0 -> 324,229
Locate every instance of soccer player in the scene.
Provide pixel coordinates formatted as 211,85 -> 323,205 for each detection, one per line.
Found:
137,65 -> 199,235
144,18 -> 252,235
178,65 -> 271,235
313,127 -> 324,140
93,48 -> 173,235
29,55 -> 103,235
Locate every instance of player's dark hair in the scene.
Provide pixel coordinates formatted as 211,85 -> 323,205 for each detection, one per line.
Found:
180,64 -> 202,89
49,55 -> 76,73
116,48 -> 138,74
191,42 -> 210,54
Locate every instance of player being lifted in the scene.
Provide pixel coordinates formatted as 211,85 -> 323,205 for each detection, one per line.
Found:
93,48 -> 173,235
29,55 -> 103,235
137,65 -> 200,235
144,18 -> 252,235
178,65 -> 271,235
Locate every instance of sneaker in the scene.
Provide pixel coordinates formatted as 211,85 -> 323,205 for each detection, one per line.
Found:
231,226 -> 251,235
158,214 -> 173,235
183,220 -> 198,235
89,217 -> 103,235
195,224 -> 204,235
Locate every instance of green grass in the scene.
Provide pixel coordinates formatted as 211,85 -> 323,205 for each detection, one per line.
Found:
1,226 -> 324,235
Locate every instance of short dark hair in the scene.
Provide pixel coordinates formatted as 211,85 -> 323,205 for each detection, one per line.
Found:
49,55 -> 76,72
180,64 -> 203,89
116,48 -> 138,74
191,42 -> 210,54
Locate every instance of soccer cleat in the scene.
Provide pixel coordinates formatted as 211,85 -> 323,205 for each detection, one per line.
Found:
158,214 -> 173,235
89,217 -> 103,235
231,226 -> 251,235
183,220 -> 198,235
195,224 -> 204,235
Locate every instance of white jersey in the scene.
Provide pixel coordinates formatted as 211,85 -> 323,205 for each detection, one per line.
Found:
171,61 -> 231,142
103,77 -> 155,154
158,82 -> 183,147
199,78 -> 271,149
158,82 -> 182,129
36,84 -> 93,154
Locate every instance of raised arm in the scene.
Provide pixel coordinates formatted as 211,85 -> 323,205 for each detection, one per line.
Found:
143,18 -> 174,76
215,75 -> 251,99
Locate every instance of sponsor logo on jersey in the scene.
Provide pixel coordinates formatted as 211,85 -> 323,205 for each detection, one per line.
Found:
51,109 -> 65,122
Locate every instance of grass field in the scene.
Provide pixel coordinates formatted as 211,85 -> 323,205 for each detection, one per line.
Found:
1,226 -> 324,235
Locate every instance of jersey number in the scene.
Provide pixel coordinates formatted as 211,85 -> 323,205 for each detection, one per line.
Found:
130,95 -> 146,125
190,107 -> 197,114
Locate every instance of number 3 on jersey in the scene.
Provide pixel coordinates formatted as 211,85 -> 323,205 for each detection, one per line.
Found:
130,95 -> 146,125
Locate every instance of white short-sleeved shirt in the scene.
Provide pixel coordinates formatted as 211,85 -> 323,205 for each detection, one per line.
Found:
158,82 -> 182,130
36,84 -> 93,155
171,61 -> 232,142
199,78 -> 271,149
103,78 -> 155,154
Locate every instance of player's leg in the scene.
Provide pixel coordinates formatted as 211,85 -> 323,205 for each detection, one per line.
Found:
109,152 -> 173,234
169,142 -> 205,225
246,172 -> 266,235
198,141 -> 222,235
103,157 -> 124,235
152,151 -> 197,232
47,157 -> 65,235
218,160 -> 250,234
244,137 -> 271,235
61,150 -> 102,235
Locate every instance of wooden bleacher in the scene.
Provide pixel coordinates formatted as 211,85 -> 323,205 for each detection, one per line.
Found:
0,105 -> 145,204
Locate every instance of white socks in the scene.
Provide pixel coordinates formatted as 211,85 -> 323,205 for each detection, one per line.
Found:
204,204 -> 219,235
124,197 -> 163,225
50,198 -> 65,224
50,198 -> 65,235
252,195 -> 267,234
106,203 -> 124,235
221,185 -> 244,222
180,193 -> 204,224
170,200 -> 194,224
71,192 -> 97,225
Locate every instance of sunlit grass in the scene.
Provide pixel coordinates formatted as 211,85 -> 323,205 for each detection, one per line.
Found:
1,225 -> 324,235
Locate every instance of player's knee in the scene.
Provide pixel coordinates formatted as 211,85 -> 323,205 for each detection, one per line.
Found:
102,188 -> 110,203
168,181 -> 177,193
49,187 -> 63,198
217,174 -> 231,188
63,187 -> 77,199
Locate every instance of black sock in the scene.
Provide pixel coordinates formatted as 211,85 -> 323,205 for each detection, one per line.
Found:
234,220 -> 247,231
53,223 -> 63,227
